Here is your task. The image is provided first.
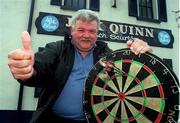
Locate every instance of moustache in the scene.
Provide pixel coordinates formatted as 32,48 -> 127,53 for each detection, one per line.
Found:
80,38 -> 93,42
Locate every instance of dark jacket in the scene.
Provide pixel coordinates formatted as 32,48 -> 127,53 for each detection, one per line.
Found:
19,40 -> 112,123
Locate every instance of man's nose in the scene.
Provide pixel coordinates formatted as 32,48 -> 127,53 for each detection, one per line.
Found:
82,31 -> 91,37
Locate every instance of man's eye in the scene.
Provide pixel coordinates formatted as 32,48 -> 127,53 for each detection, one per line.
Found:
77,29 -> 84,32
90,30 -> 97,34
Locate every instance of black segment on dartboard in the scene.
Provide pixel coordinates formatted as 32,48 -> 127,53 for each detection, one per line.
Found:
123,101 -> 134,121
126,90 -> 143,97
132,64 -> 150,81
105,68 -> 121,92
143,86 -> 161,97
111,75 -> 121,92
104,83 -> 119,95
92,95 -> 102,105
95,76 -> 104,88
104,96 -> 117,102
125,79 -> 141,94
106,100 -> 119,114
96,108 -> 109,122
143,106 -> 161,122
122,62 -> 131,91
114,102 -> 122,122
125,98 -> 143,113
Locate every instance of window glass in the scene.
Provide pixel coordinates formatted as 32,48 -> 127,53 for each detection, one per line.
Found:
63,0 -> 86,10
139,0 -> 153,19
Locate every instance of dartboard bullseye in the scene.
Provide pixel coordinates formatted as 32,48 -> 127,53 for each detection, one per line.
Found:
83,48 -> 179,123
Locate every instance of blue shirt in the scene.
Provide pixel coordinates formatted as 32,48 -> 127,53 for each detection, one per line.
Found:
52,48 -> 94,120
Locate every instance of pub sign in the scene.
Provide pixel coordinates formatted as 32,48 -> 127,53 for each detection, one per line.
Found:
36,12 -> 174,48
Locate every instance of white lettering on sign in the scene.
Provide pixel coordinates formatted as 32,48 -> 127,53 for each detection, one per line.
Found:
110,34 -> 134,41
97,32 -> 108,39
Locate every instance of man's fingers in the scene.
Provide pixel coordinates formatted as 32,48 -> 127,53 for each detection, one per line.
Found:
127,38 -> 153,55
140,46 -> 153,53
8,49 -> 32,60
21,31 -> 32,51
8,59 -> 32,68
134,46 -> 144,55
9,65 -> 33,74
126,40 -> 133,48
12,70 -> 34,81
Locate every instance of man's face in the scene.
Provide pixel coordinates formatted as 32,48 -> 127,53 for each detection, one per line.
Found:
71,20 -> 98,52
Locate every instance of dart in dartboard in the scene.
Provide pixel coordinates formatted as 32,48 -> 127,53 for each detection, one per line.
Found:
83,48 -> 179,123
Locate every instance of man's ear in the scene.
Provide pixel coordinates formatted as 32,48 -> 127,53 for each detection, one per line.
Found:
69,26 -> 73,33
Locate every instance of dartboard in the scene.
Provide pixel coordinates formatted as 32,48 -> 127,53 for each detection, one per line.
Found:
83,48 -> 179,123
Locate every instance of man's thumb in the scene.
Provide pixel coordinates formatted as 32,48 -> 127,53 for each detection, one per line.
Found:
21,31 -> 32,51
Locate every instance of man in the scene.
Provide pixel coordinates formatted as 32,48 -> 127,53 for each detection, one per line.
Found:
8,9 -> 152,123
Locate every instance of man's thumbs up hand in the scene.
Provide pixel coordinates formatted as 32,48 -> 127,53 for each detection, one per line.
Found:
8,31 -> 35,81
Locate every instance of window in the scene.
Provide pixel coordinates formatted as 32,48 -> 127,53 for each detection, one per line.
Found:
128,0 -> 167,22
51,0 -> 100,11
